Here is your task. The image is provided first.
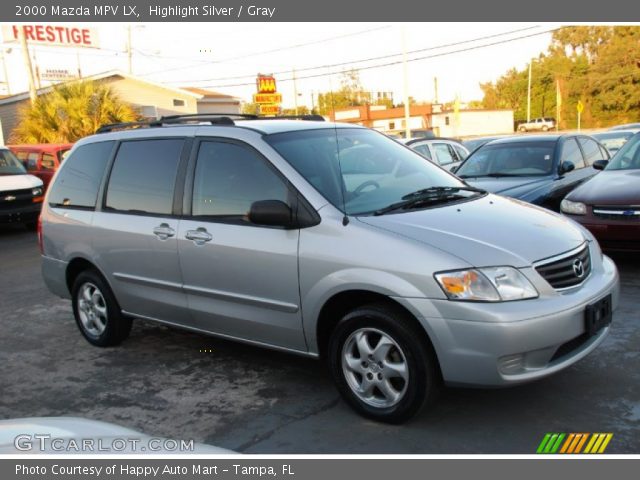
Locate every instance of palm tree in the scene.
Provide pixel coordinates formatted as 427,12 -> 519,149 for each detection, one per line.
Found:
10,81 -> 139,143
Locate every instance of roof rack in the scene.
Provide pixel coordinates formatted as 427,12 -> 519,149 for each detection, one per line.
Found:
96,113 -> 325,134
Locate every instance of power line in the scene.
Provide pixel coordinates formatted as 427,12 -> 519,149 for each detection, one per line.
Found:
190,27 -> 561,90
137,25 -> 393,77
167,25 -> 544,85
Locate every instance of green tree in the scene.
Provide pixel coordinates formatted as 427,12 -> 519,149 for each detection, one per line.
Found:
11,81 -> 139,143
317,69 -> 371,115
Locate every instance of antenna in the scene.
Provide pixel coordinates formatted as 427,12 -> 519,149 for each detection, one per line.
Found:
328,73 -> 349,226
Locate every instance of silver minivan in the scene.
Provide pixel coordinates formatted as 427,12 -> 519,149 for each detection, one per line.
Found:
40,116 -> 619,423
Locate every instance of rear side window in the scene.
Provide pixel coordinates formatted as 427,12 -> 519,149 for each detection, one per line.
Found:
27,152 -> 39,171
560,138 -> 585,169
412,144 -> 432,161
49,142 -> 114,208
105,139 -> 184,215
41,153 -> 56,171
433,143 -> 457,165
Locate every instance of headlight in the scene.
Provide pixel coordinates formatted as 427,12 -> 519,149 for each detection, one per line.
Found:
435,267 -> 538,302
32,187 -> 43,197
561,199 -> 587,215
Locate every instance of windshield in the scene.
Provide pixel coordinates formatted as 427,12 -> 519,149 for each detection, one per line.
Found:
607,132 -> 640,170
457,142 -> 556,178
0,149 -> 27,175
265,128 -> 466,215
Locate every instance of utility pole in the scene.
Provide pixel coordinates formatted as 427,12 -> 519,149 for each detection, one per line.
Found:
433,77 -> 439,104
127,25 -> 133,74
401,25 -> 411,139
527,60 -> 532,122
18,27 -> 37,104
555,78 -> 561,132
292,68 -> 299,115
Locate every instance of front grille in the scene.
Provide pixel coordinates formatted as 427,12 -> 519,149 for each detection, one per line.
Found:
0,188 -> 33,211
593,206 -> 640,221
535,244 -> 591,290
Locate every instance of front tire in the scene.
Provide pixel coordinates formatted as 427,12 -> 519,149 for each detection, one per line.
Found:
72,270 -> 132,347
328,303 -> 439,423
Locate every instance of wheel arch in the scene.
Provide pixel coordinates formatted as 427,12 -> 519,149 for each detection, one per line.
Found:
65,256 -> 109,295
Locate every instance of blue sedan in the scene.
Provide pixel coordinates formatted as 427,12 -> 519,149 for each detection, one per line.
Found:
455,134 -> 610,211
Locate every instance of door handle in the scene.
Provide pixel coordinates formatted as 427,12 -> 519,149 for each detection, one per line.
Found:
153,223 -> 175,240
185,228 -> 213,245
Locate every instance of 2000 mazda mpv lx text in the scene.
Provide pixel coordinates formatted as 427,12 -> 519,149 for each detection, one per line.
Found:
40,115 -> 619,423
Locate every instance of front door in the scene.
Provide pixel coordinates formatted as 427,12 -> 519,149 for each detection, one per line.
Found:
177,139 -> 306,351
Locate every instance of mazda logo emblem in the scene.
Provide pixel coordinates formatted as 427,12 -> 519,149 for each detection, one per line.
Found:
573,259 -> 585,278
4,195 -> 16,201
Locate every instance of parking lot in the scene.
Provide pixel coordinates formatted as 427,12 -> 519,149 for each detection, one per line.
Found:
0,224 -> 638,454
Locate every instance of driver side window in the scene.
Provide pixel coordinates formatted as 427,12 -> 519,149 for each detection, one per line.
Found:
560,138 -> 585,169
192,141 -> 290,221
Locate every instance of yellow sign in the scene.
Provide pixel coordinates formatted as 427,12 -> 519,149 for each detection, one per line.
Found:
254,93 -> 283,104
256,75 -> 277,94
577,100 -> 584,114
259,104 -> 280,115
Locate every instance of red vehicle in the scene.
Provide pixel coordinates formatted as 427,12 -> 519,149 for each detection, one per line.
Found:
561,132 -> 640,251
8,143 -> 73,191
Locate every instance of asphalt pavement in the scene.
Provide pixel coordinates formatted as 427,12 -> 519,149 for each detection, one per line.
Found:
0,224 -> 638,453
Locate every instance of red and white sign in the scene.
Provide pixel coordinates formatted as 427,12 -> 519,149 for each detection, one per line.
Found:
2,25 -> 100,48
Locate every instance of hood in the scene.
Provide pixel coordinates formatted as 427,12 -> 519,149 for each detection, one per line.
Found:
567,170 -> 640,205
358,194 -> 586,267
464,176 -> 550,197
0,174 -> 42,191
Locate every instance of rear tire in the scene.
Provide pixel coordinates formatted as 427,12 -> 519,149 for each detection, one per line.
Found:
327,303 -> 439,424
71,270 -> 132,347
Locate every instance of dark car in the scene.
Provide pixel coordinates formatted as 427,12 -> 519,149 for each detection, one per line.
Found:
462,135 -> 509,154
561,132 -> 640,251
455,134 -> 610,211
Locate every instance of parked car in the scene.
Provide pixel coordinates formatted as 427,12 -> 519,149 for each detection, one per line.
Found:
456,134 -> 610,211
591,130 -> 639,156
462,135 -> 509,154
9,143 -> 73,191
518,117 -> 556,132
404,138 -> 469,172
608,122 -> 640,131
561,132 -> 640,252
0,147 -> 44,229
41,116 -> 619,423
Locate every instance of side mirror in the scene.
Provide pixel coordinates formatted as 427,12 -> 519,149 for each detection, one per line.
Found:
592,159 -> 609,170
249,200 -> 294,228
559,161 -> 575,175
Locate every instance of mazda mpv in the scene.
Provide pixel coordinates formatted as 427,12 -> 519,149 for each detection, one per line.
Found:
40,115 -> 619,423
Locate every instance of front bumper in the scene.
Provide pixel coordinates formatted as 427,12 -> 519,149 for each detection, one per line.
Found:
564,212 -> 640,252
0,203 -> 41,224
396,254 -> 619,386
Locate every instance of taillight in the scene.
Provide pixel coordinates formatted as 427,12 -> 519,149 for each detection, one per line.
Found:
37,214 -> 43,254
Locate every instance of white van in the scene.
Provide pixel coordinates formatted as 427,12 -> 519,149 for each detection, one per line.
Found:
0,146 -> 44,229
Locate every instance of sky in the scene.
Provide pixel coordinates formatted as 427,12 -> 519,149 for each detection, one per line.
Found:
0,23 -> 560,108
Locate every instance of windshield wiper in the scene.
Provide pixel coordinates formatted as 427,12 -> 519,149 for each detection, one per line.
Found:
374,186 -> 486,216
459,172 -> 525,178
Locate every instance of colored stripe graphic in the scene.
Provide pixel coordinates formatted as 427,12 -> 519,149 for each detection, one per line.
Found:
538,433 -> 613,454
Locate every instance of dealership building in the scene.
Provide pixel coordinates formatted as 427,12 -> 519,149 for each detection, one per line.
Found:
329,104 -> 514,138
0,70 -> 241,142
